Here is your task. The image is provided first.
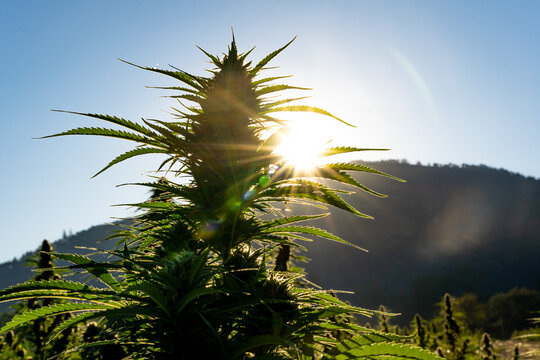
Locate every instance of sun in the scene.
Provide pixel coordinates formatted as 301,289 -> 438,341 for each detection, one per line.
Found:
274,117 -> 330,171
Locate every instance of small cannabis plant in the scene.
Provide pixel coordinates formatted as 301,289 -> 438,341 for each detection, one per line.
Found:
0,36 -> 441,359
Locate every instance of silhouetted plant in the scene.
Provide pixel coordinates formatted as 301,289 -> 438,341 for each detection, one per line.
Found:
274,244 -> 291,272
415,293 -> 476,360
0,329 -> 26,359
0,36 -> 441,360
438,293 -> 469,359
5,240 -> 74,359
436,346 -> 445,359
413,314 -> 429,349
480,332 -> 495,360
443,294 -> 460,339
456,338 -> 468,360
26,240 -> 60,359
378,305 -> 390,333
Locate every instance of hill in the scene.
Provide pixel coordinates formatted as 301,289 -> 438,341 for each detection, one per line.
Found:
0,223 -> 122,312
304,161 -> 540,324
1,161 -> 539,324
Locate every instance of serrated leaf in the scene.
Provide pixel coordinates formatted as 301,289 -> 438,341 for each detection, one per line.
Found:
53,253 -> 120,291
327,162 -> 405,182
127,282 -> 170,317
146,85 -> 202,95
51,110 -> 156,137
253,75 -> 293,86
38,127 -> 159,147
305,292 -> 374,316
119,59 -> 206,91
48,303 -> 161,343
265,105 -> 354,127
261,97 -> 310,110
250,37 -> 296,76
0,288 -> 125,306
196,45 -> 222,67
168,94 -> 205,105
0,279 -> 99,297
256,84 -> 310,96
334,331 -> 415,349
263,213 -> 329,227
324,342 -> 443,360
315,167 -> 386,197
320,146 -> 390,157
93,147 -> 169,178
316,321 -> 371,333
259,180 -> 373,219
263,225 -> 366,251
0,302 -> 116,334
46,311 -> 104,343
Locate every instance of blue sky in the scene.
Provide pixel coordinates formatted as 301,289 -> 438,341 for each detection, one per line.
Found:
1,1 -> 539,262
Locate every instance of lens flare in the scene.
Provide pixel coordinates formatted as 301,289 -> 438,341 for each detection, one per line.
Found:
274,119 -> 329,171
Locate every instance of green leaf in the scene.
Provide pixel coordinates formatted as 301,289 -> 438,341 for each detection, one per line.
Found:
320,146 -> 390,157
315,167 -> 387,197
260,179 -> 373,218
333,331 -> 415,349
48,303 -> 161,343
261,96 -> 310,110
196,45 -> 222,67
316,321 -> 371,333
51,110 -> 157,137
256,84 -> 310,96
119,58 -> 206,91
127,282 -> 171,318
146,85 -> 203,95
0,288 -> 125,306
253,75 -> 293,86
93,147 -> 169,178
323,342 -> 443,360
0,302 -> 116,334
302,291 -> 374,317
168,94 -> 205,105
250,37 -> 296,76
38,127 -> 160,147
0,279 -> 99,297
263,225 -> 366,251
326,162 -> 405,182
264,105 -> 354,127
46,311 -> 105,343
53,253 -> 120,291
263,213 -> 329,227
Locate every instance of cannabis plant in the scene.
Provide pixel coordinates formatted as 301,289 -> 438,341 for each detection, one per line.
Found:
413,314 -> 429,349
0,36 -> 441,359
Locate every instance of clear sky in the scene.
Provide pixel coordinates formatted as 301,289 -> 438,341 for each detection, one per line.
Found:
1,1 -> 539,263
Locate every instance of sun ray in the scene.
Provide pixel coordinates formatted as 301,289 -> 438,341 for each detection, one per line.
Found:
274,115 -> 332,172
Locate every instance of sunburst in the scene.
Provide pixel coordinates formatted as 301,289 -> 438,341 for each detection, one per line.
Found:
274,117 -> 331,171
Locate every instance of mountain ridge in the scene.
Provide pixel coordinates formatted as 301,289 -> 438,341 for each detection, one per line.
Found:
2,161 -> 539,324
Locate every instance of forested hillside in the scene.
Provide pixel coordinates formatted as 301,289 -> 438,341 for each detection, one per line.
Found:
0,223 -> 121,312
304,160 -> 540,324
2,161 -> 539,324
